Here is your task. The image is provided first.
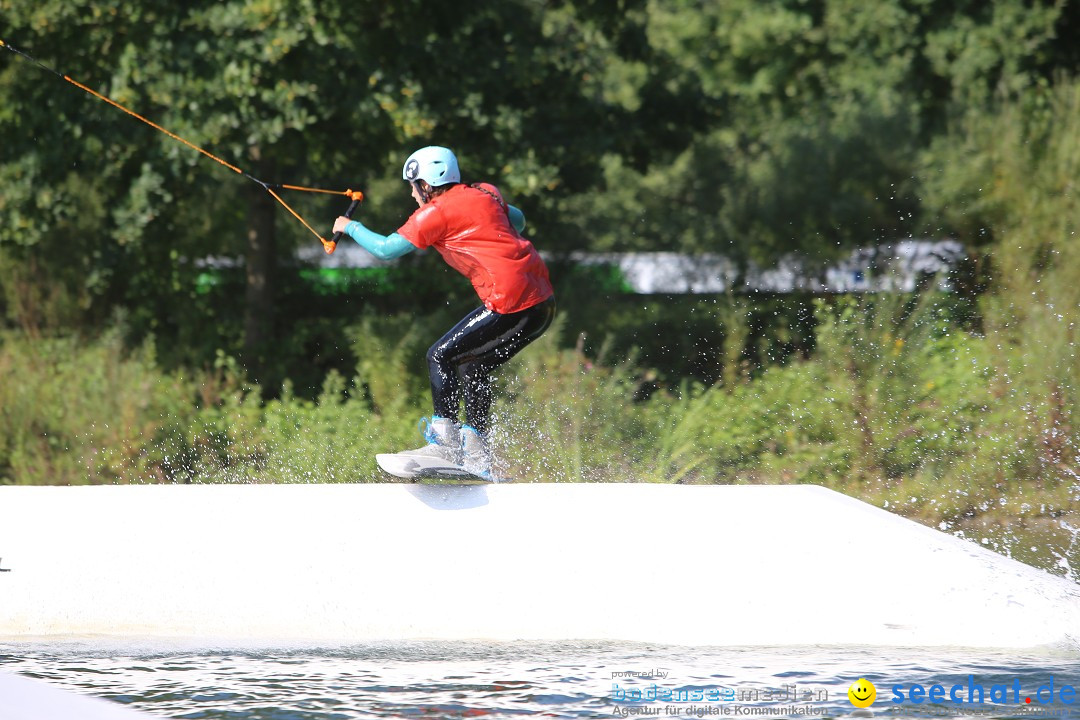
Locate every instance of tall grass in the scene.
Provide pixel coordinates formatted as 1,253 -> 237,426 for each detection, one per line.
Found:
0,328 -> 193,484
920,78 -> 1080,507
978,83 -> 1080,496
1,289 -> 1065,501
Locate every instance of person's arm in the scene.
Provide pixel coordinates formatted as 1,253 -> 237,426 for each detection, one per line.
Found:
507,205 -> 526,233
334,217 -> 416,260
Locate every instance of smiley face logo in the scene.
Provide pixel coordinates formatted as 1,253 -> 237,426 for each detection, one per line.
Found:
848,678 -> 876,708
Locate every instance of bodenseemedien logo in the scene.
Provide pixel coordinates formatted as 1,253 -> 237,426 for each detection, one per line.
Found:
849,679 -> 877,709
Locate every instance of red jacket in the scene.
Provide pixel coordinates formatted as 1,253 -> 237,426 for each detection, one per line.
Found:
397,184 -> 553,314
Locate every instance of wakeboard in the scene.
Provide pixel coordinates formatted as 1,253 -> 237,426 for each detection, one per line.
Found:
376,452 -> 499,485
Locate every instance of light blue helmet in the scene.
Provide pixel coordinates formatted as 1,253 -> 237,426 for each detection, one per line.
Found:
402,146 -> 461,187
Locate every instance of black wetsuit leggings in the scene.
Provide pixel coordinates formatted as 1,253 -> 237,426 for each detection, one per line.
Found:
427,297 -> 556,434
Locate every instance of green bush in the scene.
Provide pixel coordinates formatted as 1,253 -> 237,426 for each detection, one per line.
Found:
0,328 -> 193,484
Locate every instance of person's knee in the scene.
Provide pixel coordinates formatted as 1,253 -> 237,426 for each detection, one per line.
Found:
426,342 -> 448,369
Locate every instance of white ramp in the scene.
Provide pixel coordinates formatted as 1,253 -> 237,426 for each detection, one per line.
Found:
0,483 -> 1077,648
0,672 -> 158,720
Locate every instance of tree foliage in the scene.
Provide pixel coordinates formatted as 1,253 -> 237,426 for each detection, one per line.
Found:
0,0 -> 669,363
565,0 -> 1075,267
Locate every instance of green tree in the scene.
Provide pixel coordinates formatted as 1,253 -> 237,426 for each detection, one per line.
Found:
562,0 -> 1075,273
0,0 -> 683,379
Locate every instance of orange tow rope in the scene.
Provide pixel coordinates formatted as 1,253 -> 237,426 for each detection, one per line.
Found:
0,38 -> 359,254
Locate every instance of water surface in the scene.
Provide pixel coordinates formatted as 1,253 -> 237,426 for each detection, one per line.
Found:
3,640 -> 1079,719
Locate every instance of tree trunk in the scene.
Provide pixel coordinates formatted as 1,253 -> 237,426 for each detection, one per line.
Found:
243,148 -> 277,381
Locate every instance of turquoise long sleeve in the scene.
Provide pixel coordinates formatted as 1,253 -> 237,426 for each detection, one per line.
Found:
507,205 -> 526,233
344,221 -> 416,260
